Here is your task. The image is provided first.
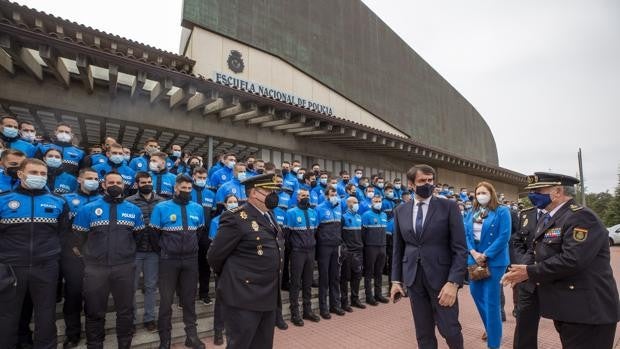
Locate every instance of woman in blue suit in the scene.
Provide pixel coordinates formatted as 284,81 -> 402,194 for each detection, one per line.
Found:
465,181 -> 511,349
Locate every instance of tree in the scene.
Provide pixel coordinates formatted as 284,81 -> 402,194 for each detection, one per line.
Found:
602,172 -> 620,227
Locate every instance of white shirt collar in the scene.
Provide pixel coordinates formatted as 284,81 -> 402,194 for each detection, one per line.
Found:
545,200 -> 568,218
414,196 -> 432,206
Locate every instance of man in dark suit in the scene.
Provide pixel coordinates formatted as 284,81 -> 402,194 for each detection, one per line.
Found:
207,174 -> 284,349
390,164 -> 468,349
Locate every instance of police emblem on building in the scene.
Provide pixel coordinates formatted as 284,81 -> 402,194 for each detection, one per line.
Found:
227,50 -> 244,73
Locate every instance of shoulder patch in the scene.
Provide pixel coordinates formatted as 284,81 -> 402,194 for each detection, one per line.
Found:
573,227 -> 588,242
570,204 -> 583,212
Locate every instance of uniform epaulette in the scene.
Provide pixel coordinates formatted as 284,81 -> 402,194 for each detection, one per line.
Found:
569,204 -> 583,212
519,207 -> 535,213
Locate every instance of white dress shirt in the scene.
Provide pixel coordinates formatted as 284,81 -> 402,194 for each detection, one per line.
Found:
412,196 -> 432,233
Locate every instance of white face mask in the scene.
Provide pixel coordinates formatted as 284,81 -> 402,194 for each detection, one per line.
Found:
476,194 -> 491,206
56,131 -> 72,143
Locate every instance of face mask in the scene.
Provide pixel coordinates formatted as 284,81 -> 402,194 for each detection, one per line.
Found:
355,173 -> 362,179
264,191 -> 279,210
56,132 -> 72,143
394,184 -> 401,190
246,163 -> 254,170
342,179 -> 349,184
310,180 -> 317,188
172,150 -> 182,158
226,161 -> 236,169
106,185 -> 124,198
45,157 -> 62,168
176,191 -> 192,203
298,197 -> 310,209
2,127 -> 18,138
415,183 -> 434,199
366,192 -> 374,199
25,175 -> 47,190
123,154 -> 131,162
372,202 -> 382,211
138,184 -> 153,195
237,172 -> 247,181
351,203 -> 359,213
256,169 -> 264,175
319,178 -> 327,186
361,182 -> 369,188
226,202 -> 239,211
377,183 -> 384,189
292,166 -> 300,173
145,146 -> 158,155
476,194 -> 491,206
313,170 -> 320,176
528,192 -> 552,210
194,179 -> 207,188
83,179 -> 99,192
149,161 -> 160,172
110,154 -> 124,165
297,173 -> 304,180
282,169 -> 289,175
21,131 -> 36,142
385,191 -> 394,199
329,196 -> 339,206
6,167 -> 19,179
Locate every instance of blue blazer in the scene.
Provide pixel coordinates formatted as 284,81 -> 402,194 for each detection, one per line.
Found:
391,196 -> 468,290
465,205 -> 512,267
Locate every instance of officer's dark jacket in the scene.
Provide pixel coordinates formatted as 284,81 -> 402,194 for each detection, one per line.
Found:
62,190 -> 101,257
150,197 -> 205,259
283,206 -> 318,250
126,192 -> 165,253
37,141 -> 85,175
207,203 -> 284,312
341,210 -> 363,251
361,209 -> 388,246
511,207 -> 539,265
73,196 -> 145,266
526,199 -> 620,324
315,201 -> 342,246
0,186 -> 70,266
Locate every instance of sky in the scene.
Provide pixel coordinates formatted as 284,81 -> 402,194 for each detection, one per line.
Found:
13,0 -> 620,193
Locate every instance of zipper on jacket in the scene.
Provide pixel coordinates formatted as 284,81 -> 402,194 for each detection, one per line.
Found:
29,193 -> 34,267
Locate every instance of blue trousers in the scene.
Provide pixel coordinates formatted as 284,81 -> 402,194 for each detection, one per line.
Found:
134,252 -> 159,323
469,265 -> 506,349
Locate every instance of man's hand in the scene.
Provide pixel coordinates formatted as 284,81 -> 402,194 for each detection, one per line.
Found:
438,282 -> 458,307
501,264 -> 529,288
390,283 -> 405,303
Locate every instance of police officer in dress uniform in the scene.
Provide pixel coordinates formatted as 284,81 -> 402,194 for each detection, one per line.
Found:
502,172 -> 620,349
207,174 -> 284,349
511,203 -> 542,348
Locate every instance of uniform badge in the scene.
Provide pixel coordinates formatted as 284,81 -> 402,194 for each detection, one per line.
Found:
137,163 -> 143,168
297,216 -> 302,223
251,221 -> 259,231
522,218 -> 528,227
170,214 -> 177,222
8,200 -> 20,210
221,175 -> 226,180
239,211 -> 248,219
72,199 -> 80,206
232,188 -> 236,194
95,208 -> 103,216
573,227 -> 588,242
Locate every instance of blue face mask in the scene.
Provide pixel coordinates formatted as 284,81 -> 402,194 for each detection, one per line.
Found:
123,155 -> 131,162
194,179 -> 207,188
25,175 -> 47,190
226,202 -> 239,211
226,161 -> 236,169
385,191 -> 394,199
83,179 -> 100,192
237,172 -> 247,181
394,184 -> 401,190
377,183 -> 384,189
3,126 -> 18,138
329,196 -> 339,206
319,178 -> 328,186
372,202 -> 382,211
172,150 -> 182,158
45,157 -> 62,168
110,154 -> 124,165
528,192 -> 552,209
351,203 -> 359,213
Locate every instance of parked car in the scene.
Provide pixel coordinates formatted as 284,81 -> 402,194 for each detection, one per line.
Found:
608,224 -> 620,246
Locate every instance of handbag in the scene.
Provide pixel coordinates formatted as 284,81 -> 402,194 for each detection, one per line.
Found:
468,263 -> 491,281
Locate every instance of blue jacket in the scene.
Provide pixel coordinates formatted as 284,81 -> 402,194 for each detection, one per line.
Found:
128,154 -> 152,172
315,200 -> 342,246
0,171 -> 17,193
207,161 -> 224,178
312,184 -> 328,205
63,190 -> 102,220
72,196 -> 145,266
215,178 -> 246,204
87,153 -> 108,167
341,210 -> 363,251
382,198 -> 396,220
361,209 -> 388,246
150,198 -> 206,259
464,205 -> 512,267
37,141 -> 84,175
47,168 -> 77,195
208,215 -> 221,240
93,160 -> 136,188
149,170 -> 176,198
0,187 -> 70,266
191,184 -> 216,217
272,207 -> 286,226
358,197 -> 373,215
291,183 -> 319,208
5,136 -> 36,157
284,207 -> 318,250
278,190 -> 292,209
336,180 -> 349,198
210,166 -> 233,189
283,173 -> 299,193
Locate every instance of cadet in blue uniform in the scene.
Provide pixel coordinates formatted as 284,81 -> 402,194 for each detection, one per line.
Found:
1,116 -> 36,157
148,152 -> 176,198
207,174 -> 284,349
43,148 -> 77,194
373,176 -> 386,198
355,177 -> 370,205
502,172 -> 620,349
61,167 -> 101,348
313,172 -> 329,205
209,153 -> 236,189
209,194 -> 239,346
73,172 -> 145,349
215,162 -> 247,205
340,196 -> 366,311
336,171 -> 350,198
207,153 -> 225,179
393,178 -> 404,201
150,175 -> 206,349
0,158 -> 70,349
285,188 -> 321,327
382,184 -> 397,283
166,144 -> 188,175
315,186 -> 345,318
362,195 -> 389,305
358,185 -> 375,215
282,161 -> 299,193
36,122 -> 84,175
0,149 -> 26,193
291,171 -> 319,208
92,143 -> 136,191
128,138 -> 162,172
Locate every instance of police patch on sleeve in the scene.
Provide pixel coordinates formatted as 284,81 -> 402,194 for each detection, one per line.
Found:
95,208 -> 103,216
573,227 -> 588,242
297,216 -> 302,223
8,200 -> 20,210
72,199 -> 81,206
170,214 -> 177,222
137,163 -> 143,168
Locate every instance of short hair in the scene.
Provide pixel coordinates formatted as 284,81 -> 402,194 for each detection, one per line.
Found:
311,163 -> 320,169
255,159 -> 265,165
44,148 -> 62,158
384,183 -> 394,190
354,168 -> 364,172
1,149 -> 26,161
264,162 -> 276,172
55,122 -> 72,130
325,187 -> 337,196
303,172 -> 315,181
406,164 -> 436,183
104,171 -> 123,182
144,138 -> 159,145
19,121 -> 34,128
281,161 -> 291,166
135,171 -> 151,182
345,183 -> 357,192
223,152 -> 236,159
19,158 -> 46,170
193,167 -> 208,175
175,175 -> 193,185
297,188 -> 309,194
78,167 -> 98,177
393,178 -> 401,182
224,193 -> 238,203
292,159 -> 301,164
1,115 -> 17,124
107,143 -> 123,151
150,151 -> 168,161
339,170 -> 349,176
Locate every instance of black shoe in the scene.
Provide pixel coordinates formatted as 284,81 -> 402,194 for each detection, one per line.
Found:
214,330 -> 224,346
63,338 -> 80,349
320,311 -> 331,320
366,297 -> 379,306
330,307 -> 346,316
342,304 -> 353,312
375,295 -> 389,304
201,296 -> 213,305
351,299 -> 366,309
281,283 -> 290,291
291,315 -> 305,327
159,338 -> 171,349
276,318 -> 288,330
185,335 -> 206,349
303,312 -> 321,322
17,344 -> 33,349
312,280 -> 319,288
144,321 -> 157,332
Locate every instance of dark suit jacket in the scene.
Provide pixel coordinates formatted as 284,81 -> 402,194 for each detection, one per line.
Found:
207,203 -> 285,312
391,196 -> 468,290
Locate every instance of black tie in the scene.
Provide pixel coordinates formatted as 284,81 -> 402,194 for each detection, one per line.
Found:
415,202 -> 424,236
264,212 -> 276,229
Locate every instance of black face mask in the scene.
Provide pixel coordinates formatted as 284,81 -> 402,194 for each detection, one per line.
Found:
342,179 -> 349,184
310,180 -> 317,188
264,192 -> 279,210
313,170 -> 320,177
256,168 -> 264,174
175,191 -> 192,204
298,197 -> 310,209
6,167 -> 19,179
138,184 -> 153,195
282,169 -> 289,176
106,185 -> 124,198
415,183 -> 434,199
246,163 -> 254,170
189,163 -> 199,170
